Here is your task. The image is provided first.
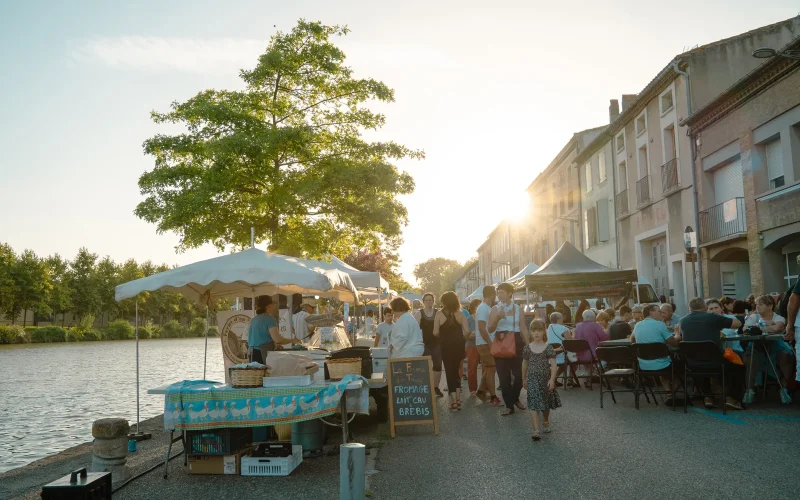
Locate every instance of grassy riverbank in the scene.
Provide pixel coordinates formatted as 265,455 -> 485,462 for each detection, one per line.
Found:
0,320 -> 219,345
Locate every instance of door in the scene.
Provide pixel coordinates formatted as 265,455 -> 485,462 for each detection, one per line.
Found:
721,271 -> 737,298
651,238 -> 668,300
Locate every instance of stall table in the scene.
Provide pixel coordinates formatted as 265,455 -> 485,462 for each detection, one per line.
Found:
149,373 -> 385,478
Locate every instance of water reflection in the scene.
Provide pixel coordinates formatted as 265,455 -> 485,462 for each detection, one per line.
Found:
0,338 -> 224,473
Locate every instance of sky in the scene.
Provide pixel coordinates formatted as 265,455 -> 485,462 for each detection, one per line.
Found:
1,1 -> 798,284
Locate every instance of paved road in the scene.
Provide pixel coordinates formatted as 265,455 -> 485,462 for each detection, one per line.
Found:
371,378 -> 800,500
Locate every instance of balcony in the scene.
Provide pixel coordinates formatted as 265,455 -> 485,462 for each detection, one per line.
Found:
661,158 -> 679,193
699,197 -> 747,244
636,175 -> 651,206
615,189 -> 629,216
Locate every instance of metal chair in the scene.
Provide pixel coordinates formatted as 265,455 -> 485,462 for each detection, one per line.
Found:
562,339 -> 602,390
678,341 -> 727,415
633,343 -> 684,411
596,346 -> 640,409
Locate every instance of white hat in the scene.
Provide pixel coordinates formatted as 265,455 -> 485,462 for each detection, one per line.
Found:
301,298 -> 317,308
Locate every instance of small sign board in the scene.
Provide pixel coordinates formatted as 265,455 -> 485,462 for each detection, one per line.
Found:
387,356 -> 439,438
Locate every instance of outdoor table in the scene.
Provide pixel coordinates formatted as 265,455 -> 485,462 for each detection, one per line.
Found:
722,333 -> 786,400
148,373 -> 385,478
599,339 -> 633,347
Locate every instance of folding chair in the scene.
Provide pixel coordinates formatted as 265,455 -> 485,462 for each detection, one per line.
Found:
596,346 -> 640,409
679,341 -> 727,415
562,339 -> 603,390
633,343 -> 684,411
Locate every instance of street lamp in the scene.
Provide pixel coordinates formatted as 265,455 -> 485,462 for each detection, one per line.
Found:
752,47 -> 800,60
684,226 -> 698,298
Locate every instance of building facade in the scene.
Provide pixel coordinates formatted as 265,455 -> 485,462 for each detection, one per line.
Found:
681,34 -> 800,297
476,220 -> 532,286
454,259 -> 482,301
574,17 -> 800,313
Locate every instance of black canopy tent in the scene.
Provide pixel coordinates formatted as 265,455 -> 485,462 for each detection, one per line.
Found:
511,242 -> 638,300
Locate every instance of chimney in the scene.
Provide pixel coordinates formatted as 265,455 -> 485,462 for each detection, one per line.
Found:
609,99 -> 620,123
621,94 -> 638,112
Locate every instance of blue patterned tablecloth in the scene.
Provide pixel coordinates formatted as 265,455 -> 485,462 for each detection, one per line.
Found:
162,374 -> 369,430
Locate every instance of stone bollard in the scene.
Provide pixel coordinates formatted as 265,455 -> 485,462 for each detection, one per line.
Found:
92,418 -> 130,485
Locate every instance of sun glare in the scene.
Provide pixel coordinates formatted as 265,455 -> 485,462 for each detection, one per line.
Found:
508,191 -> 531,222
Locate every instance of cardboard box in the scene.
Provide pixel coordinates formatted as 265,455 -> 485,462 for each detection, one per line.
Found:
188,448 -> 250,475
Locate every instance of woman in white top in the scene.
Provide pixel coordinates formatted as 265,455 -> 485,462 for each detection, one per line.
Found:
744,294 -> 792,404
488,283 -> 531,416
388,297 -> 424,359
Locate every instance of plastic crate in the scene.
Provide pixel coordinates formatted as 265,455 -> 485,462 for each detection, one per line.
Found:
187,428 -> 251,456
241,445 -> 303,476
262,375 -> 313,387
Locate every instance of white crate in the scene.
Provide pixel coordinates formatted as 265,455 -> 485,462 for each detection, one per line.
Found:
262,375 -> 313,387
241,445 -> 303,476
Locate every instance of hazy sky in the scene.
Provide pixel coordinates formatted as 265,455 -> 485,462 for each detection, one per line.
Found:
1,1 -> 798,284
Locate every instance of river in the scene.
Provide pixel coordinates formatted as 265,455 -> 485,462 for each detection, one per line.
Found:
0,338 -> 225,473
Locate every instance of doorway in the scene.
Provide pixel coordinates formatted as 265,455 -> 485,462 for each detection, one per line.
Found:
651,238 -> 668,300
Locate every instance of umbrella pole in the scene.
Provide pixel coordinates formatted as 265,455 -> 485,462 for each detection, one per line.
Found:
203,305 -> 209,380
378,286 -> 382,323
135,301 -> 140,434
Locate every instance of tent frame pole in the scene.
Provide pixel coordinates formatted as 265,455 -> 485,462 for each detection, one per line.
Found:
135,301 -> 140,433
203,305 -> 209,380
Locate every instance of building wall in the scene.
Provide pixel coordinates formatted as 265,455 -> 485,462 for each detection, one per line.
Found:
580,140 -> 618,268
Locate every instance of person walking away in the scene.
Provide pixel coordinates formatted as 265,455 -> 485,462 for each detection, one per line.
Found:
610,306 -> 633,340
743,295 -> 792,404
678,298 -> 742,410
476,286 -> 501,406
488,283 -> 531,416
523,319 -> 561,441
415,293 -> 444,396
248,295 -> 300,363
375,307 -> 393,348
547,312 -> 579,387
433,291 -> 470,411
388,297 -> 424,359
464,299 -> 482,398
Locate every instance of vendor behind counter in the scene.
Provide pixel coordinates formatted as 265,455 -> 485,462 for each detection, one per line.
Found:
248,295 -> 301,363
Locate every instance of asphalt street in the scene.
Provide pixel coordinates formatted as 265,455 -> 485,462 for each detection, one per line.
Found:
370,376 -> 800,500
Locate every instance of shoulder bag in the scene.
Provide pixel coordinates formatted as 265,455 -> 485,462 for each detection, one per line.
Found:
490,304 -> 517,358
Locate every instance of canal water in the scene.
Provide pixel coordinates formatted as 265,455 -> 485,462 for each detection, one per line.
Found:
0,338 -> 225,473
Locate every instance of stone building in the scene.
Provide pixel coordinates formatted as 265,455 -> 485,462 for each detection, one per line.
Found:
681,34 -> 800,297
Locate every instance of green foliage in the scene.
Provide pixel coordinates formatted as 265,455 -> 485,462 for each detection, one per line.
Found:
45,254 -> 72,325
135,20 -> 421,259
81,329 -> 101,341
149,325 -> 162,339
105,319 -> 134,340
75,314 -> 96,334
8,249 -> 51,325
95,256 -> 119,325
135,326 -> 151,339
0,244 -> 17,321
66,329 -> 83,342
208,325 -> 219,337
161,320 -> 187,338
0,325 -> 27,344
31,326 -> 67,343
69,248 -> 101,320
413,258 -> 467,299
343,248 -> 412,293
190,317 -> 207,337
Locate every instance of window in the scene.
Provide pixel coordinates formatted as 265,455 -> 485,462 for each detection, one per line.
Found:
638,146 -> 649,178
635,112 -> 647,136
585,163 -> 593,192
597,199 -> 610,242
766,138 -> 784,189
552,183 -> 557,215
584,207 -> 598,248
660,89 -> 674,115
618,161 -> 628,191
598,153 -> 607,183
616,133 -> 625,153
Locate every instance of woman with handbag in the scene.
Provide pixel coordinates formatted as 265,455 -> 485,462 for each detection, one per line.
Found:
488,283 -> 531,416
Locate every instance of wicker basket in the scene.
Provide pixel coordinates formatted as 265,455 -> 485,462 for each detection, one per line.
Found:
229,366 -> 267,388
325,358 -> 361,381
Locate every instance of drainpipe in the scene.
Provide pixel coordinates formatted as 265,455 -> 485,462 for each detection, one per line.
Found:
576,158 -> 584,252
673,60 -> 704,299
608,136 -> 621,269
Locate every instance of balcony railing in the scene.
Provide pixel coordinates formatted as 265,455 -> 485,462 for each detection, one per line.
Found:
699,197 -> 747,243
636,175 -> 651,206
615,189 -> 629,216
661,158 -> 679,193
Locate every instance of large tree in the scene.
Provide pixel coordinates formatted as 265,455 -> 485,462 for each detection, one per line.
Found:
10,250 -> 51,326
0,243 -> 17,320
69,248 -> 101,321
95,256 -> 119,326
413,257 -> 464,299
135,20 -> 421,258
45,254 -> 72,326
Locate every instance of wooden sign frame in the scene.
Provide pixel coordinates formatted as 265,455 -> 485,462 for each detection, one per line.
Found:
387,356 -> 439,438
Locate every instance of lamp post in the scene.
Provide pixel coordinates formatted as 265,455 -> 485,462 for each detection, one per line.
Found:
684,226 -> 698,298
752,47 -> 800,60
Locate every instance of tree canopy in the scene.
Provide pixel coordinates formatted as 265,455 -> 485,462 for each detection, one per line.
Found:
342,248 -> 413,293
413,257 -> 466,299
136,20 -> 422,258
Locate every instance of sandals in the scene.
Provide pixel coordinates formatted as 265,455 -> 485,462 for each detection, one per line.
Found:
456,401 -> 462,411
500,408 -> 515,416
725,399 -> 743,410
531,431 -> 541,441
543,421 -> 551,433
449,402 -> 459,412
514,400 -> 527,411
704,398 -> 717,409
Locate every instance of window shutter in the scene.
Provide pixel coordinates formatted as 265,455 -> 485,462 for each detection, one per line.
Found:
597,199 -> 610,242
588,207 -> 597,246
766,139 -> 784,182
713,158 -> 744,204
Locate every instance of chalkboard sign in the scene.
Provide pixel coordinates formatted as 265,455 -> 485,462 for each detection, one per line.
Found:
387,356 -> 439,437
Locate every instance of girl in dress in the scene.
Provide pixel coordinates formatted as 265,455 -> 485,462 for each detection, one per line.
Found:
522,319 -> 561,441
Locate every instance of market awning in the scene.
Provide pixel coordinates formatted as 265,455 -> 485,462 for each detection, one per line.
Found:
512,242 -> 638,300
329,256 -> 389,291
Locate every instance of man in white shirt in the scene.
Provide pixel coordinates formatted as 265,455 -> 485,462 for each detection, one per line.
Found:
475,285 -> 501,406
375,307 -> 393,348
292,298 -> 316,341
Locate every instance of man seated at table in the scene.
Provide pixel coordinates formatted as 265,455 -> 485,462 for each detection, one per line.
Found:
679,297 -> 743,410
661,303 -> 681,332
610,306 -> 633,340
631,304 -> 681,396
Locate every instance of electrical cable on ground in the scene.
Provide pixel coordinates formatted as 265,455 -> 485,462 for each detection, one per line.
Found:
111,451 -> 183,494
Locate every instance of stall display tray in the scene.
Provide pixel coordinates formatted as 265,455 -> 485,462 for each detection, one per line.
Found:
262,375 -> 313,388
241,445 -> 303,476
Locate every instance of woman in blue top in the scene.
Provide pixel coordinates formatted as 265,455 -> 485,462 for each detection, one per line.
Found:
248,295 -> 300,364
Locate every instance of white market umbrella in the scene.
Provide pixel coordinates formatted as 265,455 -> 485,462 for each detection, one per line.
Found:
115,247 -> 360,436
328,256 -> 390,322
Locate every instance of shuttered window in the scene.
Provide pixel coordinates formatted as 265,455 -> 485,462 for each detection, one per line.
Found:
713,158 -> 744,205
597,199 -> 610,242
585,163 -> 593,192
766,139 -> 784,189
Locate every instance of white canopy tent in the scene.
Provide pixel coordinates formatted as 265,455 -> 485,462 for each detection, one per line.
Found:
325,256 -> 390,323
115,247 -> 360,436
